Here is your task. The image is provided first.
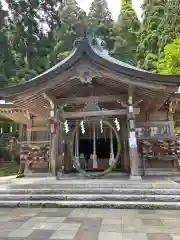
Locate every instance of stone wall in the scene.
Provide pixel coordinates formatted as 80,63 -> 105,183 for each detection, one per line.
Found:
20,143 -> 49,172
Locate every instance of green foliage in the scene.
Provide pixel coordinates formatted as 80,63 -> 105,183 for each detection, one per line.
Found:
5,0 -> 61,84
112,0 -> 140,65
0,1 -> 16,86
158,0 -> 180,54
136,0 -> 167,71
0,164 -> 19,177
88,0 -> 113,50
157,37 -> 180,75
175,121 -> 180,136
49,0 -> 87,66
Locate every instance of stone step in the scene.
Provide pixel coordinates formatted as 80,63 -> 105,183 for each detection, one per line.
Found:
1,188 -> 180,195
0,200 -> 180,209
1,194 -> 180,202
7,179 -> 180,190
9,183 -> 154,189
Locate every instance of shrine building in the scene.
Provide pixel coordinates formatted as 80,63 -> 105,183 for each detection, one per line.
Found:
0,37 -> 180,179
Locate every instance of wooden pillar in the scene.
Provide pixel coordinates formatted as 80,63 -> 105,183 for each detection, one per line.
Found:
168,103 -> 175,136
55,115 -> 60,170
121,117 -> 129,171
49,105 -> 58,177
19,124 -> 24,141
27,120 -> 32,142
59,122 -> 65,174
168,114 -> 175,136
24,118 -> 33,174
43,92 -> 59,177
128,87 -> 142,180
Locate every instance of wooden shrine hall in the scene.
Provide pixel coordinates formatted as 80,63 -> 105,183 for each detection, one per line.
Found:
0,37 -> 180,179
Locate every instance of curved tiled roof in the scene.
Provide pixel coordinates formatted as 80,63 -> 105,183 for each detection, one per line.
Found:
0,37 -> 179,97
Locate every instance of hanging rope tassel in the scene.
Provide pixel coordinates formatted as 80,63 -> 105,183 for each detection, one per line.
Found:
109,128 -> 114,166
74,124 -> 80,168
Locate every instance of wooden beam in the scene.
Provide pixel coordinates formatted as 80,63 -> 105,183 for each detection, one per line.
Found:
61,108 -> 140,119
54,94 -> 127,105
42,92 -> 55,108
27,126 -> 48,131
0,103 -> 15,108
18,140 -> 50,144
136,121 -> 173,127
0,113 -> 29,125
128,85 -> 134,105
133,100 -> 143,108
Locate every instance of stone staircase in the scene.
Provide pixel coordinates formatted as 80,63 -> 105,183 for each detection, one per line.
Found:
1,178 -> 180,209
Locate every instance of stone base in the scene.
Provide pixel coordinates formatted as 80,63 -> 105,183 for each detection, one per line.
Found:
129,175 -> 142,180
143,168 -> 180,176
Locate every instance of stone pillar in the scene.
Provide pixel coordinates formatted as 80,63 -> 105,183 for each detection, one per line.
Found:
128,88 -> 142,180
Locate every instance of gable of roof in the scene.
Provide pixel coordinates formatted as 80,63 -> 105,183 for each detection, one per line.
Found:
0,37 -> 179,97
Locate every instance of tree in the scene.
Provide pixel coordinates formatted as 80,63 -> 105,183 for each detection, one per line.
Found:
39,0 -> 61,35
37,0 -> 62,56
157,37 -> 180,75
49,0 -> 87,66
5,1 -> 44,81
5,0 -> 62,83
0,1 -> 16,86
158,0 -> 180,54
112,0 -> 140,65
136,0 -> 167,71
0,1 -> 7,26
88,0 -> 113,50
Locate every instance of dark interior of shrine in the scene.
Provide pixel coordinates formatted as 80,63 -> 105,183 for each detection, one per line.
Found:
78,138 -> 119,171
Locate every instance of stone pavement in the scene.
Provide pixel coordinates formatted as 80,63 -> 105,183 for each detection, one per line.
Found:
0,208 -> 180,240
